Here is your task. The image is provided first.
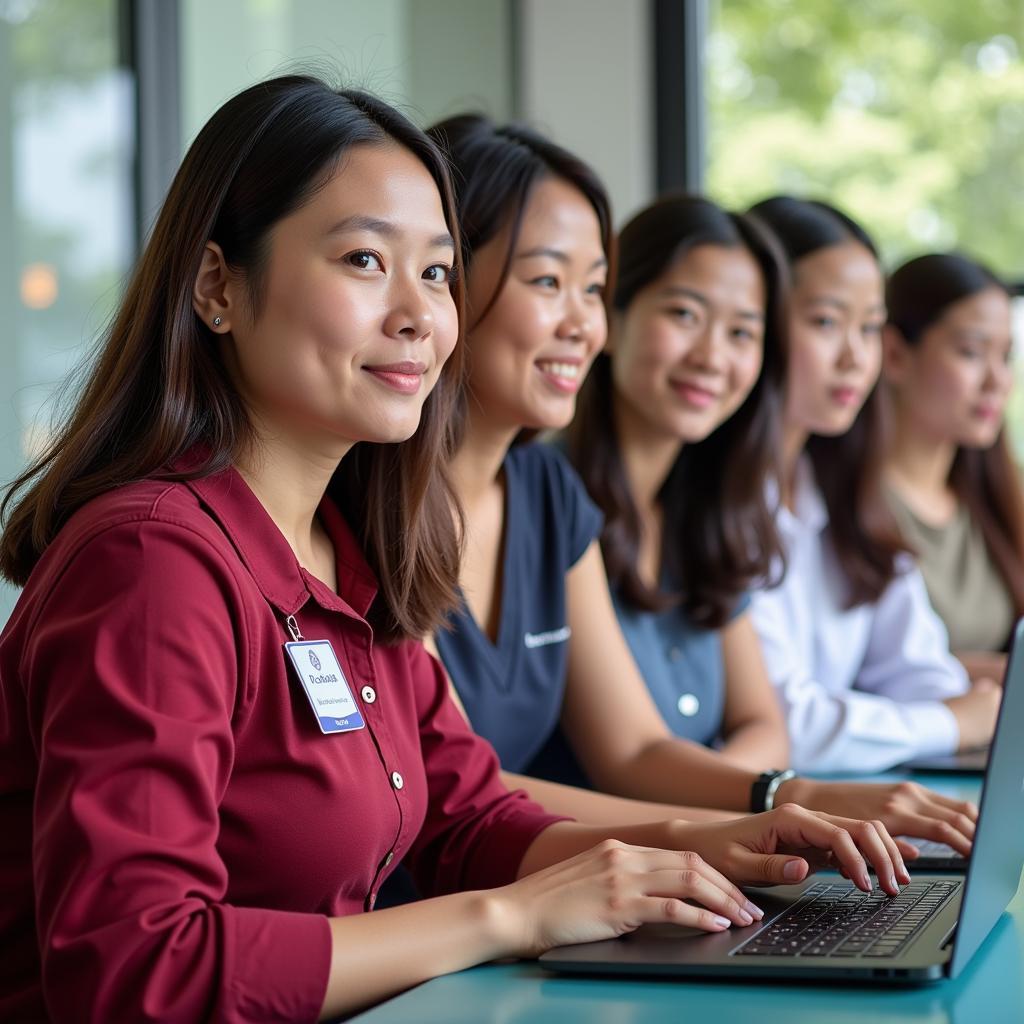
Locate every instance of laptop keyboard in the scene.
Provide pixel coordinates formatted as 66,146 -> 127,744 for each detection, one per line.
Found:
734,880 -> 961,958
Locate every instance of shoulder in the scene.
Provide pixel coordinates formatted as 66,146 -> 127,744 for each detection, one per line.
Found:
507,440 -> 590,504
23,479 -> 243,615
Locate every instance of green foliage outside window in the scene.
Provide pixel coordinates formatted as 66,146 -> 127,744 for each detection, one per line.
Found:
707,0 -> 1024,454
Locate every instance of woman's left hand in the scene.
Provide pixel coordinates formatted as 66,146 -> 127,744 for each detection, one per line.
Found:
778,778 -> 977,858
669,804 -> 910,895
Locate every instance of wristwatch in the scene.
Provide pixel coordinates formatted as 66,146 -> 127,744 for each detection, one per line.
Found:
750,769 -> 797,813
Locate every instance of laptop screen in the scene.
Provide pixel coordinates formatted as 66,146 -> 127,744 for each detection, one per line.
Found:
949,618 -> 1024,977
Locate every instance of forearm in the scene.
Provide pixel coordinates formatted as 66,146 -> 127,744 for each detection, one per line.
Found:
717,721 -> 790,772
516,819 -> 704,878
955,650 -> 1006,686
320,892 -> 512,1019
502,771 -> 739,824
589,737 -> 757,812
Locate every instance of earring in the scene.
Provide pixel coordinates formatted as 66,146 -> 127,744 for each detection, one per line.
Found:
212,316 -> 222,327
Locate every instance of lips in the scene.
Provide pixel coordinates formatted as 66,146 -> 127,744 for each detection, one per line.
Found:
829,386 -> 861,408
670,379 -> 719,409
363,360 -> 427,396
536,359 -> 584,394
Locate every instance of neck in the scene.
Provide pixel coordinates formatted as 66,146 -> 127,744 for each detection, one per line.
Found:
449,405 -> 520,507
612,396 -> 683,516
886,404 -> 958,498
780,420 -> 809,510
234,429 -> 350,560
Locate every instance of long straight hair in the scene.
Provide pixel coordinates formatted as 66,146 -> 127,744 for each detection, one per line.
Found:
886,253 -> 1024,617
426,114 -> 613,443
750,196 -> 906,607
568,195 -> 788,628
0,75 -> 466,642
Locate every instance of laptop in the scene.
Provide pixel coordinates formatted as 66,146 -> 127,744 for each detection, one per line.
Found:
539,618 -> 1024,984
901,747 -> 989,774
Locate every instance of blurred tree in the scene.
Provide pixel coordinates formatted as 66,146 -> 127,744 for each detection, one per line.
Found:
707,0 -> 1024,279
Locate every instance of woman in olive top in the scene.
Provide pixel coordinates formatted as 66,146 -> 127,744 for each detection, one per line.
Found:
882,253 -> 1024,683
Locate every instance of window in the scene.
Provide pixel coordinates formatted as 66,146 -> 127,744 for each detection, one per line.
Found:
705,0 -> 1024,455
0,0 -> 135,621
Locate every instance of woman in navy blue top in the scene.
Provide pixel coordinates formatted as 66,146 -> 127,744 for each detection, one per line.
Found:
425,114 -> 980,854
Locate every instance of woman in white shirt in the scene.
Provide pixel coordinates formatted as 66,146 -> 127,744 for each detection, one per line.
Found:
747,197 -> 1001,774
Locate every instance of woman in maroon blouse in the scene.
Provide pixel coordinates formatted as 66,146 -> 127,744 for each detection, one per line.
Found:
0,77 -> 908,1022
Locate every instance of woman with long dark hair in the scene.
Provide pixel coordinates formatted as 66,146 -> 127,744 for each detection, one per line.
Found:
747,198 -> 1001,774
563,194 -> 789,768
424,114 -> 979,851
1,76 -> 861,1022
882,253 -> 1024,683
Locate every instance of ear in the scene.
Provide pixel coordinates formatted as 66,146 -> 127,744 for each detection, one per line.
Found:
192,241 -> 236,333
881,323 -> 911,385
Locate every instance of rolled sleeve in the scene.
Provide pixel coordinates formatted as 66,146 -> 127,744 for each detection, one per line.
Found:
24,520 -> 331,1023
750,575 -> 962,774
403,646 -> 568,895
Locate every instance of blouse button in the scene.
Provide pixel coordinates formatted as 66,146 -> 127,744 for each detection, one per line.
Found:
677,693 -> 700,717
361,685 -> 377,704
391,771 -> 404,790
384,850 -> 395,867
668,646 -> 682,662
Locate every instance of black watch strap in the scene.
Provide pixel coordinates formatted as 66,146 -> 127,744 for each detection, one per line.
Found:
749,769 -> 796,813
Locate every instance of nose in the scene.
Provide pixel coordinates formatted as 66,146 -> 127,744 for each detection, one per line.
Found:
556,289 -> 603,349
836,326 -> 871,371
383,275 -> 435,342
688,321 -> 728,372
983,352 -> 1011,393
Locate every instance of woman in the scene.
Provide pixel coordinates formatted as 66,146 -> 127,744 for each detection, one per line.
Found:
882,253 -> 1024,683
746,197 -> 1002,775
0,78 -> 911,1022
564,194 -> 789,771
426,114 -> 978,847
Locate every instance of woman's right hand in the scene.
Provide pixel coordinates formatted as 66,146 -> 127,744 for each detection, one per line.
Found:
493,840 -> 765,958
944,678 -> 1001,752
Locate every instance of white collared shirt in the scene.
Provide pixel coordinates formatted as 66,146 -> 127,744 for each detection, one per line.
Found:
749,459 -> 967,773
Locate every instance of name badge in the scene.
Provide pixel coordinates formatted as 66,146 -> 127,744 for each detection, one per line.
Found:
284,639 -> 366,735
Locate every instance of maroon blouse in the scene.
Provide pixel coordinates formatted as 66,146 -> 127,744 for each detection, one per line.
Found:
0,463 -> 562,1022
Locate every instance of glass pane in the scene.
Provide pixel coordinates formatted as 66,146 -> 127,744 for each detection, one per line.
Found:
706,1 -> 1024,276
707,0 -> 1024,458
179,0 -> 513,146
0,0 -> 136,624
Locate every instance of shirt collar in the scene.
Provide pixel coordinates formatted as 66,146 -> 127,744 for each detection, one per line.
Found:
179,454 -> 378,620
774,455 -> 829,539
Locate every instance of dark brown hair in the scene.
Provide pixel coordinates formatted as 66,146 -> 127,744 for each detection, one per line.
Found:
0,75 -> 465,642
568,194 -> 788,628
887,253 -> 1024,617
426,114 -> 613,442
750,196 -> 906,607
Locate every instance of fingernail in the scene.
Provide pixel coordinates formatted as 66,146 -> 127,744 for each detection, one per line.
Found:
860,872 -> 872,891
713,916 -> 732,929
738,909 -> 753,925
890,875 -> 899,893
745,900 -> 764,920
783,860 -> 803,881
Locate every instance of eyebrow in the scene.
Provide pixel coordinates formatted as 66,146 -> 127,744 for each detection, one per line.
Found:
658,285 -> 763,321
516,246 -> 608,272
807,295 -> 886,316
325,214 -> 455,250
